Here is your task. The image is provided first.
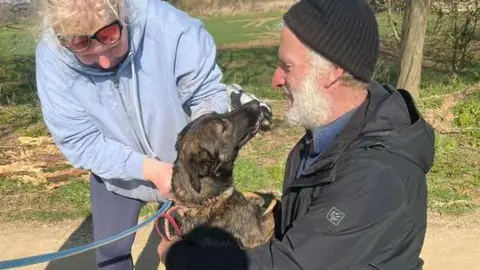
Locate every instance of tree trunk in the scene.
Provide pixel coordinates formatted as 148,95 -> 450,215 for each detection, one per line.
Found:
397,0 -> 432,99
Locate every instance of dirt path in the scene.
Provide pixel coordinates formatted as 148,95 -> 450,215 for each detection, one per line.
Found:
0,217 -> 165,270
420,211 -> 480,270
0,212 -> 479,270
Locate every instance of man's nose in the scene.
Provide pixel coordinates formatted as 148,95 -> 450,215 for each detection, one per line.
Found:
272,67 -> 286,89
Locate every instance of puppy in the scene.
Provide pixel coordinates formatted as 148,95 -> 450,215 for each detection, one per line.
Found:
165,100 -> 276,249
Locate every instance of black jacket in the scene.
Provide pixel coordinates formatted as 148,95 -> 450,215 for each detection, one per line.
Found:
246,82 -> 435,270
165,83 -> 435,270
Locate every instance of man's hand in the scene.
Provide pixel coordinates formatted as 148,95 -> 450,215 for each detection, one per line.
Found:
143,158 -> 173,198
158,236 -> 181,264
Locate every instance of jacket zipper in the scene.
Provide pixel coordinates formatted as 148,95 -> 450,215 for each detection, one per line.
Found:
112,74 -> 145,153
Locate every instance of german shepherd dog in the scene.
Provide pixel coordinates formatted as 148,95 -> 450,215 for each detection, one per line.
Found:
159,100 -> 276,249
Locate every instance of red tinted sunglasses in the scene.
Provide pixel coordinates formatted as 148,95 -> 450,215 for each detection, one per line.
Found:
60,20 -> 123,53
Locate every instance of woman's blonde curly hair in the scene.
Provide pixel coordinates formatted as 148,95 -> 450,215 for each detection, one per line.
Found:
40,0 -> 125,39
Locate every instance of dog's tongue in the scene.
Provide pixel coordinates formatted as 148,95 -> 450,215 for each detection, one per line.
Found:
98,56 -> 111,69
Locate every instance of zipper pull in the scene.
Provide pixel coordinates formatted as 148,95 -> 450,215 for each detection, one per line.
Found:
112,75 -> 119,89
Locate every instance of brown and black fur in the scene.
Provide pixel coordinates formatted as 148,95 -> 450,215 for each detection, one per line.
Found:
169,100 -> 276,249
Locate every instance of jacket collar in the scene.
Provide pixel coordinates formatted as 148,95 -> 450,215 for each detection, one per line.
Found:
284,81 -> 393,190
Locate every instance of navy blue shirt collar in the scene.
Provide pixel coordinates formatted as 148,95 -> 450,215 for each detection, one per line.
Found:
297,108 -> 357,178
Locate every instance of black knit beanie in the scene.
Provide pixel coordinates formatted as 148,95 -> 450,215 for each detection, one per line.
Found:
283,0 -> 380,82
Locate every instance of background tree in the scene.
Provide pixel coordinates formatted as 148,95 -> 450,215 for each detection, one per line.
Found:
397,0 -> 433,99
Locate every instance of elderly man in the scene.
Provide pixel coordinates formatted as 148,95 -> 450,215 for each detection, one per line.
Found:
160,0 -> 435,269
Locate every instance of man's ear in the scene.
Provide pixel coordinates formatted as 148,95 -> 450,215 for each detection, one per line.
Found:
324,66 -> 344,90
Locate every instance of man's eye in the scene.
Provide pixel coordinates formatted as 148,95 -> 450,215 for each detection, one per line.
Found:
278,61 -> 292,72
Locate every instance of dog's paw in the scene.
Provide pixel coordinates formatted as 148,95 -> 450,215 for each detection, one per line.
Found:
262,198 -> 278,217
242,192 -> 266,207
260,199 -> 279,242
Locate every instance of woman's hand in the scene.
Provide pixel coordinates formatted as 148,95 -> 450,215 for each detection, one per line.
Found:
143,158 -> 173,198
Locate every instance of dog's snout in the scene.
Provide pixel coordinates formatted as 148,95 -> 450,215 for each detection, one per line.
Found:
228,100 -> 262,130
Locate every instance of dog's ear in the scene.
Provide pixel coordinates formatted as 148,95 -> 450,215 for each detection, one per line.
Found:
185,149 -> 216,193
185,161 -> 201,193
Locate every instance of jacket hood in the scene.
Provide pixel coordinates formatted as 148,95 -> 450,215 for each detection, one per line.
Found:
40,0 -> 147,76
359,81 -> 435,174
294,80 -> 436,187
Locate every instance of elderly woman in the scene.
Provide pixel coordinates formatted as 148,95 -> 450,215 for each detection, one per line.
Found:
35,0 -> 229,268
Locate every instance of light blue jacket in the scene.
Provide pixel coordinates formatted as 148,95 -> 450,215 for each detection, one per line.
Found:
35,0 -> 229,202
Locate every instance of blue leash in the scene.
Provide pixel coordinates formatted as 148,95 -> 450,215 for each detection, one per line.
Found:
0,200 -> 172,269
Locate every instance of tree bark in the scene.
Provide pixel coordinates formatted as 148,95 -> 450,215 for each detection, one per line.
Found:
397,0 -> 432,99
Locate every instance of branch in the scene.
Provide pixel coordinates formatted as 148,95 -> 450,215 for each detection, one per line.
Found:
10,3 -> 30,13
386,0 -> 402,43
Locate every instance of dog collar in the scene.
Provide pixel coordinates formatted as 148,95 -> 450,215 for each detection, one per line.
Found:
155,205 -> 183,241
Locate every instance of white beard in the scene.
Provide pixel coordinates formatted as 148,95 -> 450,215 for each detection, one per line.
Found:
285,70 -> 331,128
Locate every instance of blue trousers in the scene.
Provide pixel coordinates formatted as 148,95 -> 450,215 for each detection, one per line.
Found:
90,174 -> 145,270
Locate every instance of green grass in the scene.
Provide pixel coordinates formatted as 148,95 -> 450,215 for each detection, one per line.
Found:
0,28 -> 36,105
427,134 -> 480,215
0,25 -> 37,56
0,26 -> 38,108
42,163 -> 74,173
0,55 -> 37,106
234,157 -> 284,192
371,57 -> 480,99
0,176 -> 161,222
0,105 -> 48,137
217,46 -> 282,99
203,11 -> 282,46
453,91 -> 480,147
0,177 -> 90,221
418,96 -> 444,110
